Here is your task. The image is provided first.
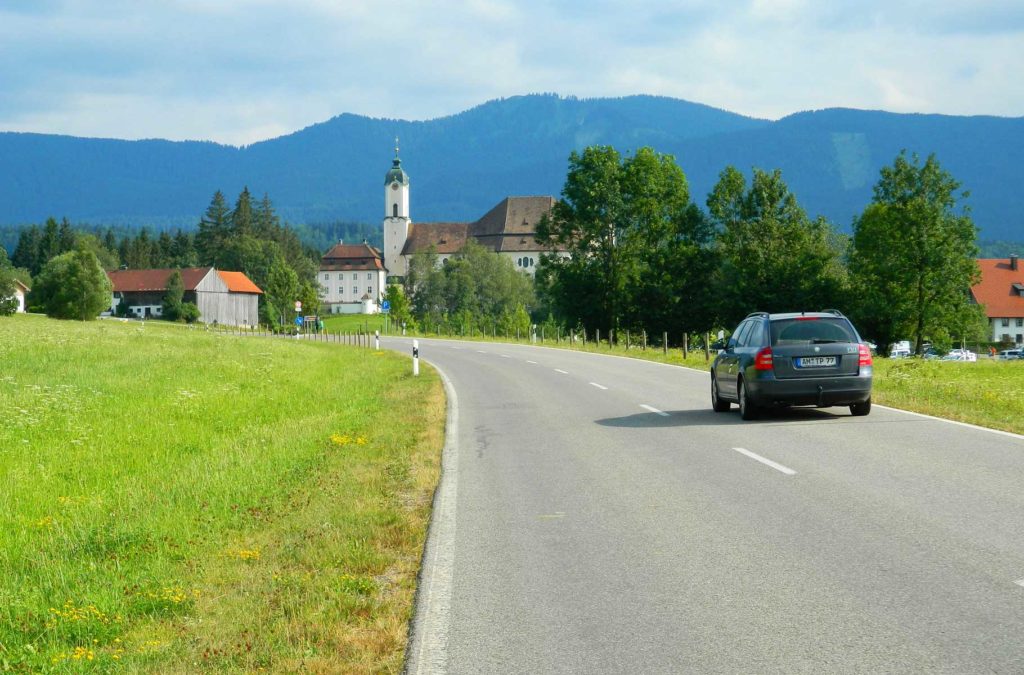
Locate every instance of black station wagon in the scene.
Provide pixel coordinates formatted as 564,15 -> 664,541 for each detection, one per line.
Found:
711,310 -> 873,420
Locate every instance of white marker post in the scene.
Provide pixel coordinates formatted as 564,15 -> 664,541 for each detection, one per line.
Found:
375,330 -> 380,351
412,339 -> 420,376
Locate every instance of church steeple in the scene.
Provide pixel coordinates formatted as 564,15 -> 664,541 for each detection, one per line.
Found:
383,140 -> 411,277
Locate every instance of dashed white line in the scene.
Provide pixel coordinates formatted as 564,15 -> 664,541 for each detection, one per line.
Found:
526,360 -> 537,364
732,447 -> 796,476
590,382 -> 608,390
554,368 -> 569,374
640,404 -> 669,417
500,354 -> 510,358
476,350 -> 487,354
1014,579 -> 1024,588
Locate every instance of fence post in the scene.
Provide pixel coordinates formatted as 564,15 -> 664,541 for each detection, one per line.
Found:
642,330 -> 647,351
663,332 -> 668,355
626,330 -> 630,350
704,332 -> 710,361
596,329 -> 600,346
683,333 -> 688,359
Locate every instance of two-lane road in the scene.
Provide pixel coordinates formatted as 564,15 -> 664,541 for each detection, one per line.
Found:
393,337 -> 1024,674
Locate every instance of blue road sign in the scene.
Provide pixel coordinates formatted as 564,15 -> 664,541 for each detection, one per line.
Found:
381,300 -> 391,311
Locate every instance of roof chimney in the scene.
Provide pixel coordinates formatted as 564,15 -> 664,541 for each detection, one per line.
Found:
1012,254 -> 1019,271
338,238 -> 343,245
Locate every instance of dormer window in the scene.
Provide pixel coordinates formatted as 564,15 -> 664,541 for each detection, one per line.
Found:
393,204 -> 398,218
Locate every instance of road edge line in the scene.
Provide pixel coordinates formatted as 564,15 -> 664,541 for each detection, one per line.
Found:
403,365 -> 458,675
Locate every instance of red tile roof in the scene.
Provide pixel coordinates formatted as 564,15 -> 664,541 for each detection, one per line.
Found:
321,243 -> 385,270
971,258 -> 1024,318
107,267 -> 213,292
218,271 -> 263,294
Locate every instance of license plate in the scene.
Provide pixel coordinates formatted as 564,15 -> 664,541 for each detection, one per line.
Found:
797,356 -> 837,368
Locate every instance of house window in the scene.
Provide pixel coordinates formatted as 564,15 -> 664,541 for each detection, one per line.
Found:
323,273 -> 329,281
393,203 -> 398,218
1017,318 -> 1023,327
1018,334 -> 1023,344
1002,318 -> 1010,326
352,273 -> 358,280
338,287 -> 343,295
367,273 -> 372,279
352,287 -> 358,295
367,286 -> 372,294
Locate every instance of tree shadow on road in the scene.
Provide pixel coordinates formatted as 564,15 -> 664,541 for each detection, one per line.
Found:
595,406 -> 847,428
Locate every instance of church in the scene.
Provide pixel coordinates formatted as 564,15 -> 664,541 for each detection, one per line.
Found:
381,153 -> 566,279
318,152 -> 567,314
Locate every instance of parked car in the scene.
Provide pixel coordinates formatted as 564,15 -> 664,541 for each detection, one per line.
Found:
941,349 -> 977,362
889,348 -> 911,359
711,310 -> 873,420
997,348 -> 1023,360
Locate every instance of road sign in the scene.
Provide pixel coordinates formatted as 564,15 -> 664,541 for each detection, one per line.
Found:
381,300 -> 390,313
295,300 -> 302,312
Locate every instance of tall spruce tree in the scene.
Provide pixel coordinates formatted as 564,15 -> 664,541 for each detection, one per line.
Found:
196,190 -> 231,266
12,225 -> 42,274
230,187 -> 255,238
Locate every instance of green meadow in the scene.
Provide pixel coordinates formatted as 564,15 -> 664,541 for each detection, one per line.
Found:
0,315 -> 443,673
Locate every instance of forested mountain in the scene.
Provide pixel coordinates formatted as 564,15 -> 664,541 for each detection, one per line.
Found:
1,94 -> 1021,240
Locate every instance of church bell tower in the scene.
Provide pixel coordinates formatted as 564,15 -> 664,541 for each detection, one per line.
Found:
382,140 -> 411,278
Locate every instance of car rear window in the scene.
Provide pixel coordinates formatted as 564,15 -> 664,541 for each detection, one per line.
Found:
770,317 -> 857,345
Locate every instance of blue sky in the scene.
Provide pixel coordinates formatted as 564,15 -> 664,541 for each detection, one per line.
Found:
1,0 -> 1021,145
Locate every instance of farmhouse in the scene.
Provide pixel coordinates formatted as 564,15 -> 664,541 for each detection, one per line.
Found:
106,267 -> 262,326
971,254 -> 1024,345
318,242 -> 387,314
381,153 -> 567,279
11,279 -> 29,313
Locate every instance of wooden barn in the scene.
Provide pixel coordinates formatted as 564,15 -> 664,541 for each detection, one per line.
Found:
106,267 -> 262,326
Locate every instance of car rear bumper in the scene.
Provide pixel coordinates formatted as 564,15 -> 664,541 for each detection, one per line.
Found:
748,371 -> 872,407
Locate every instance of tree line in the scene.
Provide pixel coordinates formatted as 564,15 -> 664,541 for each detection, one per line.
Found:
6,188 -> 325,327
532,146 -> 984,355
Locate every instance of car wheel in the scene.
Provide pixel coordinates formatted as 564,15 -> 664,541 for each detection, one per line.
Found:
850,398 -> 871,416
738,379 -> 758,420
711,375 -> 730,412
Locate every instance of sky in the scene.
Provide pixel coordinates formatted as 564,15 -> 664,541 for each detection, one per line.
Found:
1,0 -> 1022,146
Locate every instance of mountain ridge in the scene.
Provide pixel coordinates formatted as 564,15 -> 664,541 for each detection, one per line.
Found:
1,93 -> 1021,240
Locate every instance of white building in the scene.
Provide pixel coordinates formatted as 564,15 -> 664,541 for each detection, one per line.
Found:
971,255 -> 1024,345
318,242 -> 387,314
12,279 -> 29,313
381,154 -> 566,279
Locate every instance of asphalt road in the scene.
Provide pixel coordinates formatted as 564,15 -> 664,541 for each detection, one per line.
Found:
392,337 -> 1024,674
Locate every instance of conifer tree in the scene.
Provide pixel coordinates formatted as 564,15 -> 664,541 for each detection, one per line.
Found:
196,190 -> 231,266
12,225 -> 42,274
230,187 -> 255,238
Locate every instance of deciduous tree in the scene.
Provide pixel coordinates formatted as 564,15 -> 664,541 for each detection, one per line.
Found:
32,248 -> 112,320
848,152 -> 980,354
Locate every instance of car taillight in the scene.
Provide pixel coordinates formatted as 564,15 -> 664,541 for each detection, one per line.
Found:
858,343 -> 873,367
755,347 -> 773,370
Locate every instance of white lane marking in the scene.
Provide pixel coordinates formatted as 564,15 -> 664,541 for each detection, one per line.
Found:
590,382 -> 608,390
1014,579 -> 1024,588
500,354 -> 510,358
476,350 -> 487,354
732,447 -> 797,476
554,369 -> 569,374
640,404 -> 670,417
406,367 -> 458,675
526,360 -> 537,364
874,404 -> 1024,442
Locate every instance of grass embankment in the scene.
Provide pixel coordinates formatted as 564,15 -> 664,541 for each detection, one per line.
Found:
0,315 -> 444,673
390,327 -> 1024,436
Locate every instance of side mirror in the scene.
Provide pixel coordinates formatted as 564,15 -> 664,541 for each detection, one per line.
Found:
710,339 -> 726,351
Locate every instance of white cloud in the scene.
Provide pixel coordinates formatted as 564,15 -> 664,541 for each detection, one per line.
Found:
0,0 -> 1020,144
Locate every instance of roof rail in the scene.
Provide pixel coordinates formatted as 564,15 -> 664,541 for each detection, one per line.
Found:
745,311 -> 770,319
821,308 -> 845,317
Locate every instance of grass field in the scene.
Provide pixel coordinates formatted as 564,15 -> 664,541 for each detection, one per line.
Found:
0,315 -> 444,673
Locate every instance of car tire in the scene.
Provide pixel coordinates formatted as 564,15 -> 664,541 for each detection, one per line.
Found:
738,379 -> 758,420
850,398 -> 871,417
711,375 -> 730,412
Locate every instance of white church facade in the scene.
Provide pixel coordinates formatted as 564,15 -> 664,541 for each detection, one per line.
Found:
381,154 -> 566,279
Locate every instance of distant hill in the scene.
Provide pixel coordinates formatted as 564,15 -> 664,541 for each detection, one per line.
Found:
1,94 -> 1021,241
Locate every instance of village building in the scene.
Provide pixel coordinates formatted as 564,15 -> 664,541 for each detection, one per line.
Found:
971,254 -> 1024,345
11,279 -> 29,313
381,153 -> 566,279
106,267 -> 262,326
318,242 -> 387,314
